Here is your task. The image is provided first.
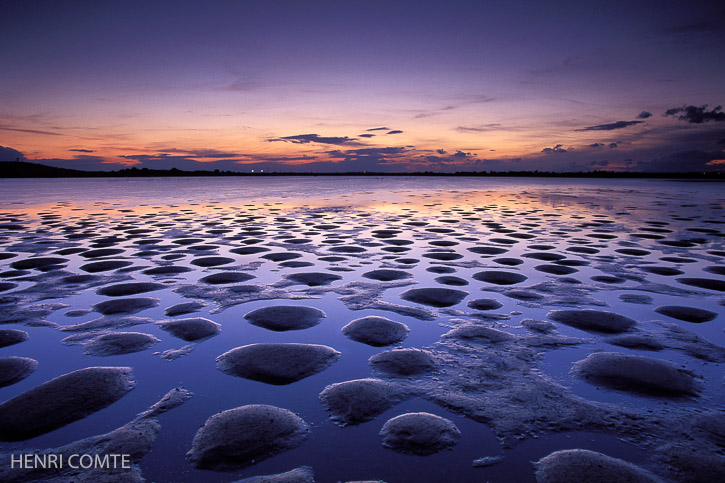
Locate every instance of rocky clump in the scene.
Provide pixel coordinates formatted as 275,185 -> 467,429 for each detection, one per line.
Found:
187,404 -> 309,470
244,305 -> 326,332
468,298 -> 503,311
341,316 -> 410,346
319,378 -> 409,425
534,449 -> 659,483
380,412 -> 460,456
217,343 -> 340,385
200,272 -> 255,284
284,272 -> 343,286
0,366 -> 135,441
572,352 -> 701,396
157,317 -> 221,341
547,309 -> 636,333
93,297 -> 159,316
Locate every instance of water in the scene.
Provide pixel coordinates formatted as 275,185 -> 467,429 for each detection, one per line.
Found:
0,176 -> 723,482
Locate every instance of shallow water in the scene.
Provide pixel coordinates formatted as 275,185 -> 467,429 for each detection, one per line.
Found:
0,176 -> 723,482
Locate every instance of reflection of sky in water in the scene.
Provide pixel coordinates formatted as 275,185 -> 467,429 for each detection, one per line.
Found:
0,177 -> 723,482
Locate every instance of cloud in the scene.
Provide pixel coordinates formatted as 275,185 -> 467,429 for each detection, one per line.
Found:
268,134 -> 363,146
0,145 -> 26,161
358,133 -> 375,138
0,125 -> 63,136
366,127 -> 389,131
576,120 -> 644,131
589,160 -> 609,167
637,111 -> 653,119
70,148 -> 95,153
387,130 -> 403,135
153,148 -> 242,158
456,124 -> 503,133
33,156 -> 124,171
608,143 -> 618,149
589,143 -> 605,148
665,105 -> 725,124
541,144 -> 570,154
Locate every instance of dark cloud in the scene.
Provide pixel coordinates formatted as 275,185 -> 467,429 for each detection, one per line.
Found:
0,125 -> 63,136
0,145 -> 25,161
664,105 -> 725,124
366,127 -> 389,131
358,133 -> 376,138
589,160 -> 609,167
633,149 -> 724,172
576,120 -> 644,131
541,144 -> 570,154
718,139 -> 725,145
589,143 -> 605,148
436,149 -> 447,154
608,142 -> 618,149
268,134 -> 363,146
69,148 -> 95,153
637,111 -> 653,119
387,130 -> 403,135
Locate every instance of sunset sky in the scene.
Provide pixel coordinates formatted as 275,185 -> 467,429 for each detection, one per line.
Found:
1,0 -> 724,172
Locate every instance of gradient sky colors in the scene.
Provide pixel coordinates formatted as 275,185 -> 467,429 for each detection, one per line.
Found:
1,0 -> 724,172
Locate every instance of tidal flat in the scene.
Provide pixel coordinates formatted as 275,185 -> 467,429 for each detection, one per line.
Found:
0,176 -> 723,482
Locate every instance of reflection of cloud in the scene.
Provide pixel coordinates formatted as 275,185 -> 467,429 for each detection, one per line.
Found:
576,120 -> 644,131
268,134 -> 363,146
665,105 -> 725,124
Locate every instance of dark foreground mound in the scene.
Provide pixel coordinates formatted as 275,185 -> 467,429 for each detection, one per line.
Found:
369,348 -> 436,376
187,404 -> 309,470
0,366 -> 135,441
654,305 -> 718,323
244,305 -> 326,332
0,356 -> 38,388
83,332 -> 160,356
217,343 -> 340,385
157,317 -> 222,341
400,287 -> 468,307
535,449 -> 659,483
547,309 -> 636,333
341,316 -> 409,346
319,378 -> 408,425
380,412 -> 460,455
572,352 -> 701,396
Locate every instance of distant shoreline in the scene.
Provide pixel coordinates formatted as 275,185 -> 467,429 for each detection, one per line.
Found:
1,160 -> 723,179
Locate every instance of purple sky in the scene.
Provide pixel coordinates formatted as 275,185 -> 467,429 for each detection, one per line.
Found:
1,0 -> 724,172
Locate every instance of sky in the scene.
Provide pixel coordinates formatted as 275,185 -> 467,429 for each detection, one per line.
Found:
1,0 -> 724,173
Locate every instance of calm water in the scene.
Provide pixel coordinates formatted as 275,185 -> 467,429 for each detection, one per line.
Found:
0,177 -> 723,482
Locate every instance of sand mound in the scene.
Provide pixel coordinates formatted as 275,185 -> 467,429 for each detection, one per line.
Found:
188,404 -> 309,470
342,316 -> 409,347
535,449 -> 659,483
572,352 -> 701,396
245,305 -> 326,332
157,317 -> 221,341
217,343 -> 340,385
380,412 -> 460,456
0,366 -> 135,441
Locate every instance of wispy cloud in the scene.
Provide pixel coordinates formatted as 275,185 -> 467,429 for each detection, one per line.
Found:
0,125 -> 63,136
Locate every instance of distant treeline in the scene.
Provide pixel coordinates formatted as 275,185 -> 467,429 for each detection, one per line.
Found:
1,161 -> 723,179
